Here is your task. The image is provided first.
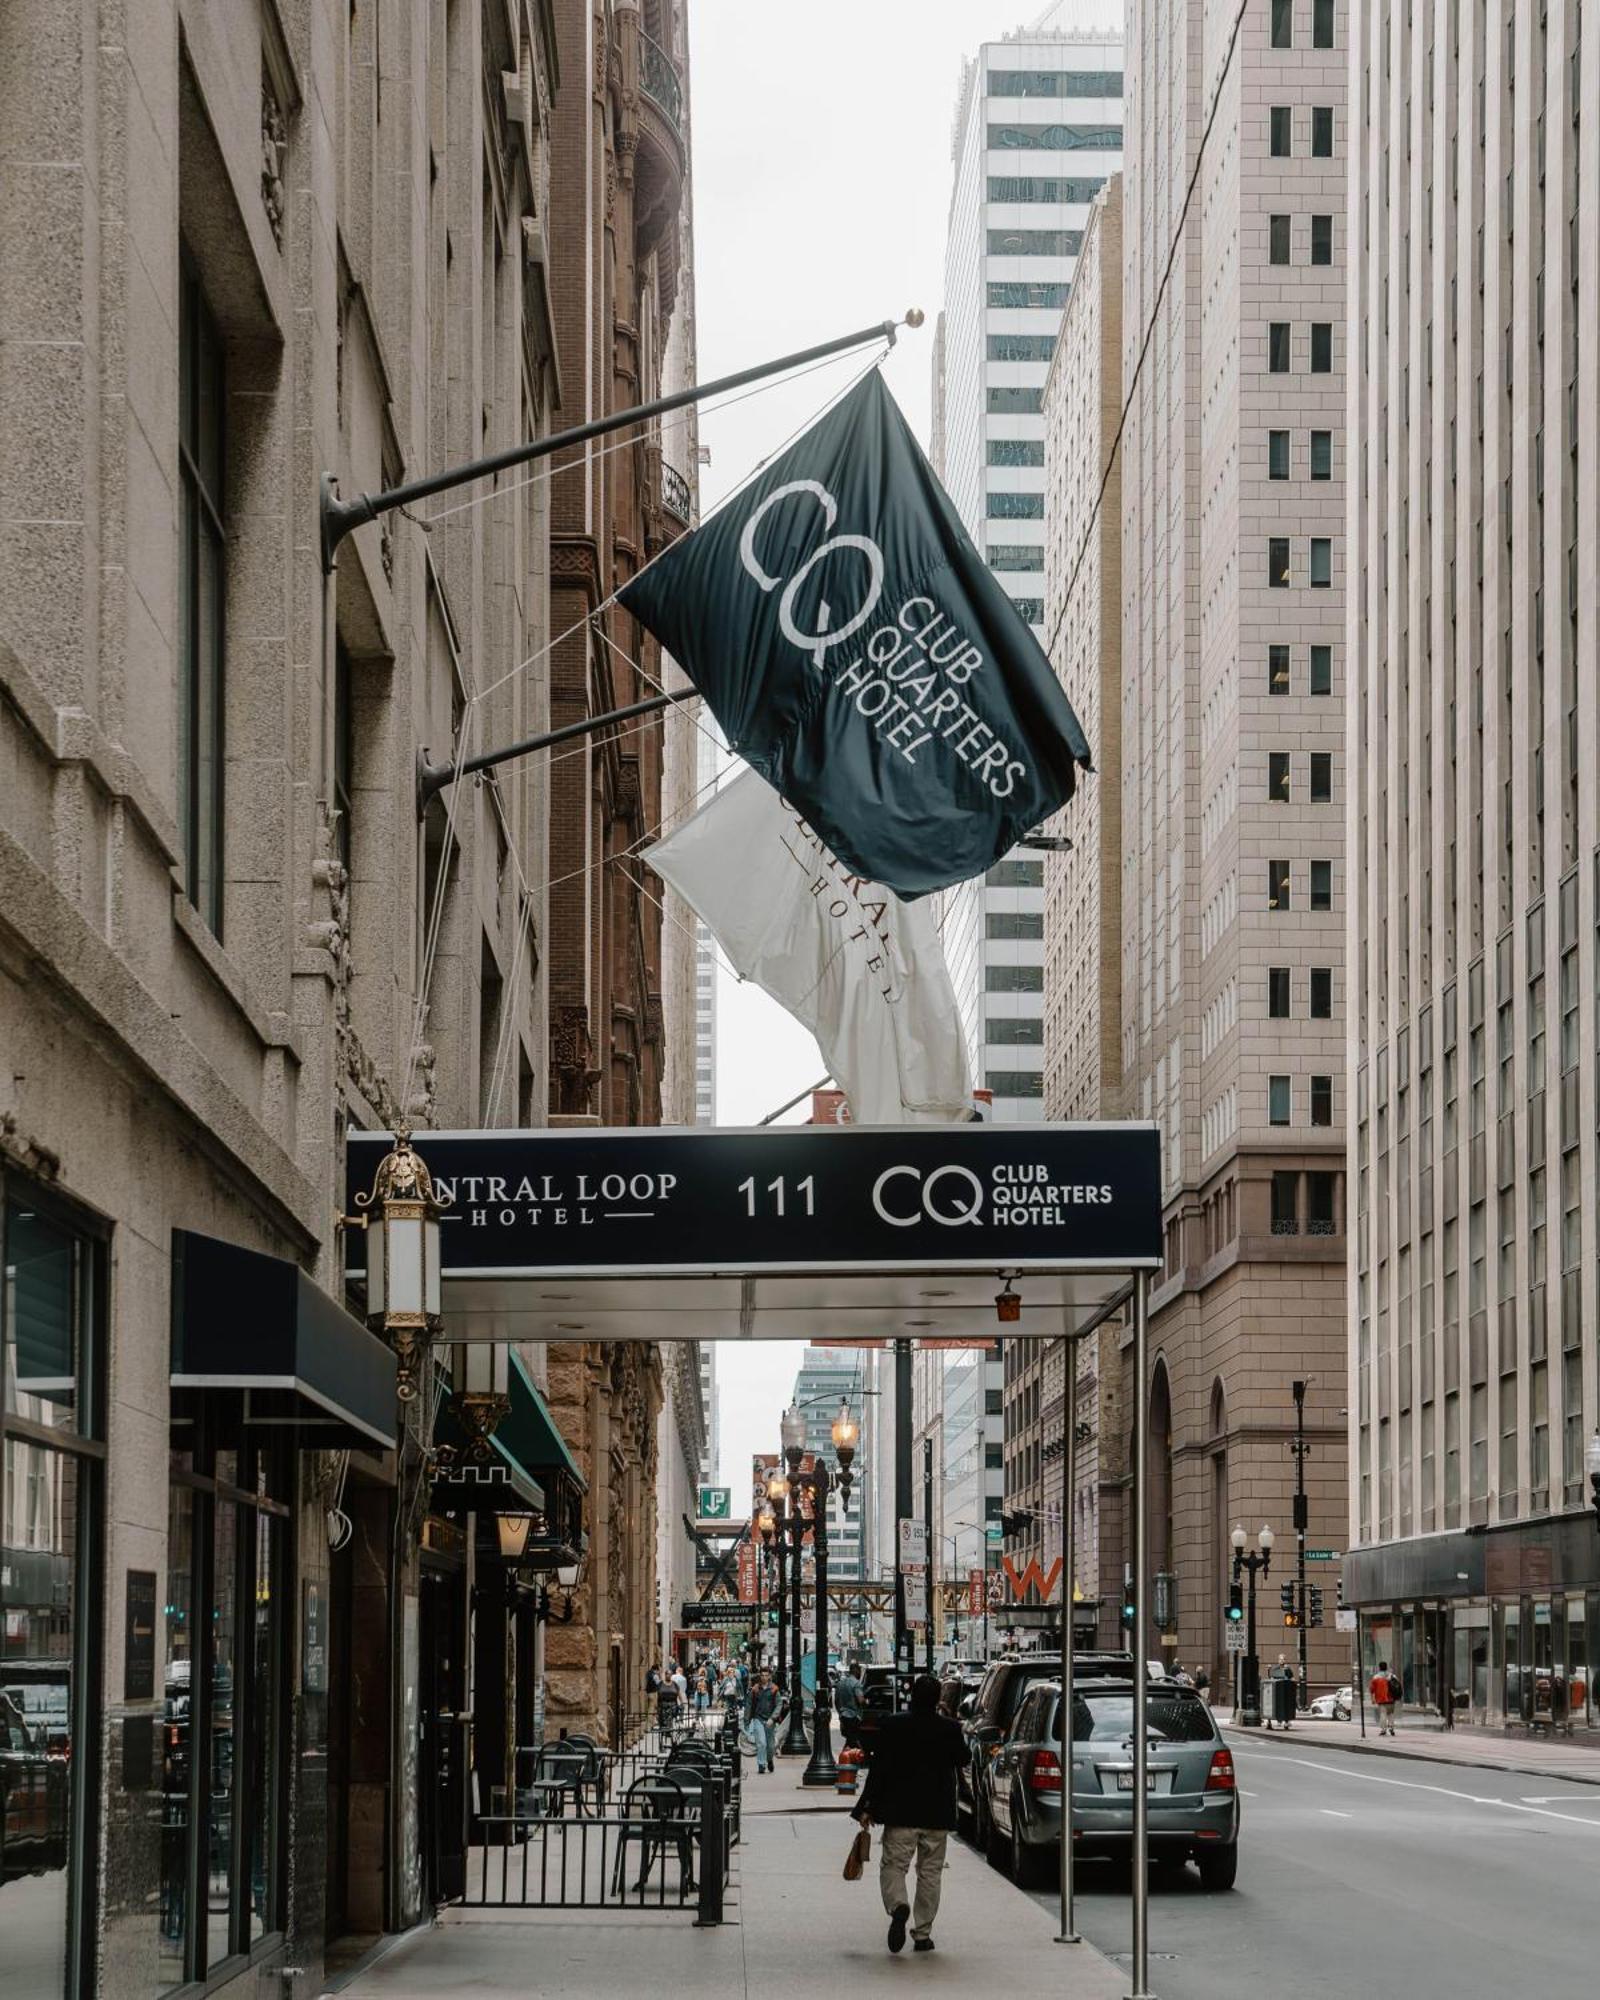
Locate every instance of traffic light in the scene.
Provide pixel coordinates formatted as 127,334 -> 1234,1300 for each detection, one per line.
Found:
1280,1581 -> 1300,1629
1337,1573 -> 1347,1613
1309,1586 -> 1325,1629
1226,1581 -> 1243,1623
1121,1578 -> 1136,1630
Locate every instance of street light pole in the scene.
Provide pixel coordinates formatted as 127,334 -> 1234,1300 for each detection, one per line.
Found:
802,1460 -> 837,1786
781,1422 -> 810,1757
1291,1378 -> 1310,1711
1230,1523 -> 1275,1727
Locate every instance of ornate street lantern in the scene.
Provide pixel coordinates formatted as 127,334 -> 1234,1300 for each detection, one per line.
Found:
456,1342 -> 511,1459
347,1126 -> 448,1400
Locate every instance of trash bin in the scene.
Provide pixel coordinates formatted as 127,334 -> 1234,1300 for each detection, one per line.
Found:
1270,1675 -> 1296,1726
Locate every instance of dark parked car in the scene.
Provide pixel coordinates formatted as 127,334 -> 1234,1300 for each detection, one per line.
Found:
984,1677 -> 1240,1891
957,1653 -> 1136,1849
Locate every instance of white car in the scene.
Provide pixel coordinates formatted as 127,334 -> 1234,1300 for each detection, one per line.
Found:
1307,1685 -> 1353,1720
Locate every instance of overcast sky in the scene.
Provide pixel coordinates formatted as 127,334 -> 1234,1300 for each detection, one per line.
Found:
684,0 -> 1118,1492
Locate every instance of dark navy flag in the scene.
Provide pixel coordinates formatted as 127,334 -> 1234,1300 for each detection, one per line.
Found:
617,370 -> 1091,899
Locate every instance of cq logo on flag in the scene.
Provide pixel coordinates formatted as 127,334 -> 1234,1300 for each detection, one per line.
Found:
738,479 -> 885,671
871,1164 -> 985,1228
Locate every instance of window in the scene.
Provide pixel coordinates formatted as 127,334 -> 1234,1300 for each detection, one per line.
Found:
1307,1171 -> 1338,1233
987,123 -> 1123,152
987,1070 -> 1045,1098
1311,322 -> 1333,371
987,1017 -> 1044,1045
987,333 -> 1057,363
1272,1172 -> 1300,1232
1311,860 -> 1333,910
987,858 -> 1044,888
1310,644 -> 1332,694
1269,644 -> 1291,694
987,387 -> 1043,415
1310,752 -> 1333,801
989,176 -> 1106,203
1270,106 -> 1293,155
988,543 -> 1045,570
1311,967 -> 1333,1017
1269,752 -> 1291,800
1269,322 -> 1290,371
1310,430 -> 1333,479
988,229 -> 1083,258
1,1191 -> 106,1999
1269,967 -> 1292,1018
988,70 -> 1125,98
987,910 -> 1044,940
1313,0 -> 1335,48
179,254 -> 227,936
987,440 -> 1046,468
1312,106 -> 1334,155
987,491 -> 1045,519
1269,859 -> 1292,910
1269,430 -> 1290,479
1309,538 -> 1332,587
1311,214 -> 1333,264
1311,1076 -> 1333,1126
987,281 -> 1071,311
1272,0 -> 1293,46
1269,1075 -> 1292,1125
1269,537 -> 1291,586
987,963 -> 1044,992
1270,214 -> 1292,263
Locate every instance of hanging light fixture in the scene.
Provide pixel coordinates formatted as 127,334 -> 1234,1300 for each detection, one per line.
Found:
497,1511 -> 535,1562
346,1126 -> 449,1401
994,1274 -> 1021,1323
831,1401 -> 858,1504
456,1341 -> 511,1459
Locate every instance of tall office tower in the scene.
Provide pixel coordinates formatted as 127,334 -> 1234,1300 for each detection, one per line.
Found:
1345,1 -> 1600,1728
1036,176 -> 1130,1648
789,1348 -> 869,1584
1119,0 -> 1349,1690
937,4 -> 1124,1121
698,1342 -> 719,1487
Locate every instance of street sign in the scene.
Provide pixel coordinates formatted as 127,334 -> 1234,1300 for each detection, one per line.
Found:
985,1523 -> 1003,1542
1304,1549 -> 1341,1561
680,1601 -> 757,1626
737,1541 -> 758,1605
698,1486 -> 732,1519
1335,1609 -> 1357,1632
347,1123 -> 1163,1280
968,1569 -> 983,1618
898,1519 -> 928,1564
1224,1622 -> 1246,1654
904,1569 -> 927,1626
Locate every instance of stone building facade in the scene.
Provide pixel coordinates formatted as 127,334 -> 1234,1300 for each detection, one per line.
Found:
0,1 -> 696,1993
1118,0 -> 1349,1694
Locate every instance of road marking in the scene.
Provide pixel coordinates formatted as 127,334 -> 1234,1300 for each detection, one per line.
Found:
1320,1808 -> 1353,1819
1238,1788 -> 1258,1797
1237,1752 -> 1600,1831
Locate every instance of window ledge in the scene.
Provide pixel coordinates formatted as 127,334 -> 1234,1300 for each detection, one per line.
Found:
172,891 -> 303,1065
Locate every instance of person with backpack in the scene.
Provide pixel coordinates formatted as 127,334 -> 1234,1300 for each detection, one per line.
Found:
1371,1659 -> 1400,1736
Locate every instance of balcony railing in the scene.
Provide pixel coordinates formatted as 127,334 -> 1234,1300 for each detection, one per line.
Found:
640,31 -> 684,139
661,461 -> 692,523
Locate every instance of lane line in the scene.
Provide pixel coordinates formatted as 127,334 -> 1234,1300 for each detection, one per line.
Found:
1234,1751 -> 1600,1830
1320,1808 -> 1353,1819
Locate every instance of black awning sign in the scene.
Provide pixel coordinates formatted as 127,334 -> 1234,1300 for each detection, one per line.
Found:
346,1123 -> 1161,1280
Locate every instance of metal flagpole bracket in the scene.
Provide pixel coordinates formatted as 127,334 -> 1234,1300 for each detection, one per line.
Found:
320,312 -> 920,573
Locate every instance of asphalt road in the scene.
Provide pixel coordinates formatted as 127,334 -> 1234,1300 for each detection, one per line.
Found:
995,1736 -> 1600,1998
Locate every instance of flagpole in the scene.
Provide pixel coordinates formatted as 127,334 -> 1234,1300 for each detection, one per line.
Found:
322,312 -> 922,570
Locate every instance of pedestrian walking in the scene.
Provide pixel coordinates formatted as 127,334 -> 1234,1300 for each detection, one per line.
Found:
1371,1660 -> 1400,1736
834,1657 -> 863,1749
850,1673 -> 965,1956
748,1671 -> 781,1773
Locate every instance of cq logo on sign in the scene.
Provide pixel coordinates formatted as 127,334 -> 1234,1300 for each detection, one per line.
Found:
738,479 -> 886,672
871,1164 -> 985,1228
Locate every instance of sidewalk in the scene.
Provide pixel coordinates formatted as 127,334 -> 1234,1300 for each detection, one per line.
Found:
1226,1715 -> 1600,1786
322,1754 -> 1126,1998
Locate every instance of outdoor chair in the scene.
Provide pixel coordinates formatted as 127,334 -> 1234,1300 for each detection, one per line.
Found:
610,1772 -> 694,1898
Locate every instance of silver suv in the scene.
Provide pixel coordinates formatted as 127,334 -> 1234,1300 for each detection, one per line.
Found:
984,1677 -> 1239,1891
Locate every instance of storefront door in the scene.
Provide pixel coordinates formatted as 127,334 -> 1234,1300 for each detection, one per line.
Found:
419,1562 -> 467,1906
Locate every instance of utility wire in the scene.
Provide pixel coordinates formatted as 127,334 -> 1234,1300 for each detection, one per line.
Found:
1041,0 -> 1250,668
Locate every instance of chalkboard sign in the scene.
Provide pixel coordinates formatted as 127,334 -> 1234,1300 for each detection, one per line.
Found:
123,1569 -> 157,1701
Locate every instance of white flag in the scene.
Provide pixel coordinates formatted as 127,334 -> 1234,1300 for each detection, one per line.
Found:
645,772 -> 972,1124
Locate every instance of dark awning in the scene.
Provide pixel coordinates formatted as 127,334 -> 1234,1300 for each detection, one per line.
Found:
171,1230 -> 397,1451
500,1352 -> 587,1494
430,1388 -> 545,1514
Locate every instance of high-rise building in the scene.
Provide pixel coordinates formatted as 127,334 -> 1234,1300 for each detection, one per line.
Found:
789,1348 -> 868,1582
1118,0 -> 1349,1691
698,1342 -> 719,1486
1344,0 -> 1600,1728
937,7 -> 1124,1121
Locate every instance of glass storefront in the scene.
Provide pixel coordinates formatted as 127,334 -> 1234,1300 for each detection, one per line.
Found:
0,1192 -> 105,2000
1360,1591 -> 1600,1732
161,1434 -> 290,1991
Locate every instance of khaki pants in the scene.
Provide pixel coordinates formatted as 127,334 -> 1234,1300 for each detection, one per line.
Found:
878,1827 -> 948,1942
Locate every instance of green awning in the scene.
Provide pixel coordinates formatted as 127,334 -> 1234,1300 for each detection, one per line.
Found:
432,1392 -> 545,1513
501,1352 -> 587,1494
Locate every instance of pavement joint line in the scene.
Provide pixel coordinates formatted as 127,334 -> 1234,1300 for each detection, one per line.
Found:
1237,1751 -> 1600,1829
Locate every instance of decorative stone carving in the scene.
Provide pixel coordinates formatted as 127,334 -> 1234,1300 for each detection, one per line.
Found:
551,1004 -> 599,1115
261,73 -> 288,248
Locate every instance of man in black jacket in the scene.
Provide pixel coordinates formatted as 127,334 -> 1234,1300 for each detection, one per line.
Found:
851,1674 -> 965,1954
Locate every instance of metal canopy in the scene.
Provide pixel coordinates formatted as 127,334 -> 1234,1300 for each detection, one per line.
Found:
344,1122 -> 1160,1342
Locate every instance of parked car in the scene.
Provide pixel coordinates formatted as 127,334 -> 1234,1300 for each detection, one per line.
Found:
0,1691 -> 68,1884
984,1676 -> 1240,1891
957,1652 -> 1137,1849
1307,1686 -> 1353,1721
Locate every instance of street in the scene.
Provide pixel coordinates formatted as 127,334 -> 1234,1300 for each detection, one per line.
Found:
1005,1736 -> 1600,1998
